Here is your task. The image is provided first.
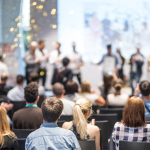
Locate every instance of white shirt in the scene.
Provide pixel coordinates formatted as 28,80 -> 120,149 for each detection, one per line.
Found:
64,94 -> 83,102
0,61 -> 8,76
36,48 -> 49,69
60,98 -> 75,115
67,51 -> 82,74
79,93 -> 98,105
7,86 -> 24,101
38,85 -> 45,96
107,93 -> 128,106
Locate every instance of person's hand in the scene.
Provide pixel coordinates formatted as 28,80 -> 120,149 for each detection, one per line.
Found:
1,102 -> 14,111
134,83 -> 140,96
90,119 -> 95,125
44,54 -> 50,59
35,58 -> 40,63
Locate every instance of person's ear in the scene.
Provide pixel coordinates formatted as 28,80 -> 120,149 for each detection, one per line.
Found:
63,90 -> 65,95
36,96 -> 39,102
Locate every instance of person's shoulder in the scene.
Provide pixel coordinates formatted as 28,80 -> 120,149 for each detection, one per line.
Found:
62,121 -> 72,129
13,107 -> 27,116
88,124 -> 99,132
61,98 -> 75,105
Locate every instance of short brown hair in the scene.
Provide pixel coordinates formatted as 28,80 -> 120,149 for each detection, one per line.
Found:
24,82 -> 39,103
81,81 -> 91,93
52,83 -> 64,97
122,96 -> 145,127
29,72 -> 39,82
41,97 -> 63,122
65,80 -> 78,95
16,75 -> 25,84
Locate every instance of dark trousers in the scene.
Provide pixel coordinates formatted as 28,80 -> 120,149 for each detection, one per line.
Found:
118,68 -> 124,79
73,73 -> 81,85
26,72 -> 30,84
39,68 -> 47,86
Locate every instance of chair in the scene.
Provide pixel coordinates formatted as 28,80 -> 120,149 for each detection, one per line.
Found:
91,114 -> 118,136
57,121 -> 65,127
119,141 -> 150,150
145,117 -> 150,121
0,95 -> 8,103
108,106 -> 124,109
37,95 -> 45,107
92,105 -> 100,114
78,140 -> 95,150
9,101 -> 26,119
18,138 -> 26,150
59,115 -> 73,121
95,121 -> 109,150
99,108 -> 123,121
12,129 -> 35,138
146,121 -> 150,124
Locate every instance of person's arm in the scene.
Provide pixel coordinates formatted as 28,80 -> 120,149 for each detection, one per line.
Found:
62,122 -> 70,129
70,132 -> 81,150
94,127 -> 100,150
24,54 -> 40,64
12,139 -> 20,150
106,96 -> 109,108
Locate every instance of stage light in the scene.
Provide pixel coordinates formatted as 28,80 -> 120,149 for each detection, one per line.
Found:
15,18 -> 19,22
41,0 -> 45,2
39,5 -> 43,9
29,27 -> 32,31
17,23 -> 21,27
3,54 -> 6,58
43,11 -> 48,16
19,44 -> 23,48
12,7 -> 16,10
10,28 -> 14,32
32,2 -> 37,6
52,25 -> 57,29
17,34 -> 22,37
14,38 -> 18,42
31,19 -> 35,23
14,43 -> 18,47
33,25 -> 38,29
51,9 -> 56,15
0,48 -> 2,52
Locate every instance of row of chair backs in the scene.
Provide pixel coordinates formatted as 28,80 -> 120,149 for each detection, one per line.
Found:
59,115 -> 73,121
18,139 -> 26,150
119,141 -> 150,150
12,129 -> 35,138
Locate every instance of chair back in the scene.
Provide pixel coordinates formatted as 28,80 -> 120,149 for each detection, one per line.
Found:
18,138 -> 26,150
100,108 -> 123,121
12,129 -> 35,138
119,141 -> 150,150
9,101 -> 26,119
57,121 -> 65,127
146,117 -> 150,121
92,114 -> 118,136
95,121 -> 109,150
59,115 -> 73,121
78,140 -> 95,150
0,95 -> 8,103
92,105 -> 100,114
108,105 -> 124,109
37,95 -> 45,107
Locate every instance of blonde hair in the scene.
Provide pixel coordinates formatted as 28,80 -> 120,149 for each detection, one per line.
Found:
0,106 -> 16,147
73,98 -> 92,140
81,81 -> 91,93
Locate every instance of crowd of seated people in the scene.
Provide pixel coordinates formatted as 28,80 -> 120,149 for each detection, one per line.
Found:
1,63 -> 150,149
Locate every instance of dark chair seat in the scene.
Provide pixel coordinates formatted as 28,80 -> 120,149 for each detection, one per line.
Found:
59,115 -> 73,121
119,141 -> 150,150
95,121 -> 109,150
18,138 -> 26,150
99,108 -> 123,121
91,114 -> 118,136
12,129 -> 35,138
78,140 -> 95,150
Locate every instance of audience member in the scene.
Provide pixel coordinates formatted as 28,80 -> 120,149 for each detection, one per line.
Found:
106,79 -> 129,107
63,98 -> 100,150
112,97 -> 150,150
99,73 -> 115,99
80,81 -> 105,106
52,57 -> 73,86
134,81 -> 150,116
25,97 -> 81,150
64,80 -> 83,102
12,82 -> 43,129
7,75 -> 25,101
0,106 -> 19,150
0,55 -> 8,81
29,72 -> 45,96
53,83 -> 75,115
0,73 -> 12,96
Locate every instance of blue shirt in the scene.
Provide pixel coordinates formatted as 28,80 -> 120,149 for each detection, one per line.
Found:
25,122 -> 81,150
143,100 -> 150,116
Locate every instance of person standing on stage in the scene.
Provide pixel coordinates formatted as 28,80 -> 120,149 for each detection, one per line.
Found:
117,49 -> 125,79
36,40 -> 49,86
0,56 -> 8,80
67,42 -> 83,85
99,45 -> 121,72
24,41 -> 40,84
130,47 -> 144,89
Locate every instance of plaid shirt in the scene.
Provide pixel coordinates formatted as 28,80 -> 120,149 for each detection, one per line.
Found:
112,122 -> 150,150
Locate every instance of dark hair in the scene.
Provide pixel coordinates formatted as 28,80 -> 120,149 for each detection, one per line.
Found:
122,96 -> 145,127
38,40 -> 45,45
62,57 -> 70,67
41,97 -> 63,122
0,56 -> 2,60
139,80 -> 150,96
1,74 -> 8,82
24,82 -> 39,103
107,44 -> 111,49
16,75 -> 25,84
103,73 -> 113,94
52,83 -> 64,97
30,72 -> 39,82
113,79 -> 123,91
65,80 -> 78,95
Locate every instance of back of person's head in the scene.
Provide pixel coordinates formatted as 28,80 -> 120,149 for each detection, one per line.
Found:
0,106 -> 16,147
41,97 -> 63,122
29,72 -> 39,82
113,78 -> 123,92
103,73 -> 113,94
81,81 -> 91,93
107,44 -> 111,50
53,83 -> 64,98
65,80 -> 78,95
1,73 -> 8,83
62,57 -> 70,67
122,96 -> 145,127
139,80 -> 150,96
38,40 -> 45,45
24,82 -> 39,103
16,75 -> 25,85
0,56 -> 2,61
73,98 -> 92,140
